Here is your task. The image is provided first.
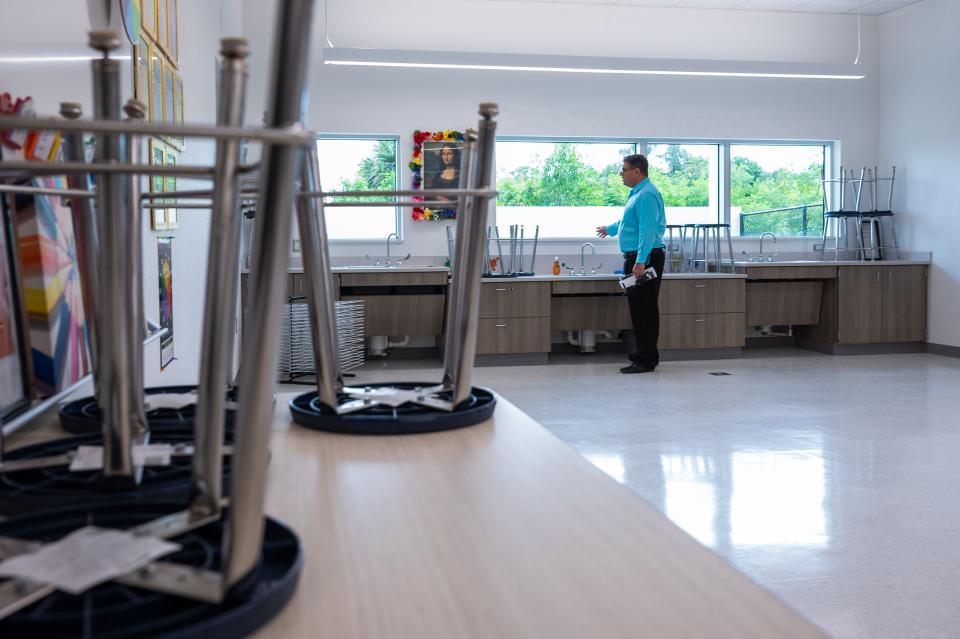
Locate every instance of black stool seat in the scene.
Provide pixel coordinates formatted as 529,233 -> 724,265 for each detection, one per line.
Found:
824,210 -> 863,217
862,210 -> 894,217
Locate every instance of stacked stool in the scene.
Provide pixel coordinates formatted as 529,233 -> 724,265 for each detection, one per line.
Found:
688,223 -> 735,273
821,165 -> 900,261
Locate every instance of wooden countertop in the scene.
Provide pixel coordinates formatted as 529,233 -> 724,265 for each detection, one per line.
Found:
253,393 -> 829,639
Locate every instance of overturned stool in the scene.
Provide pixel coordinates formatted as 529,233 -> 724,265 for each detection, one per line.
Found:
289,105 -> 500,435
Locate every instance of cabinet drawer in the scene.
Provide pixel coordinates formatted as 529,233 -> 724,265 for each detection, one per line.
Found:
660,279 -> 744,314
476,317 -> 551,354
339,271 -> 448,287
743,266 -> 838,280
340,294 -> 445,336
551,296 -> 632,331
659,313 -> 745,349
480,282 -> 551,319
552,280 -> 622,295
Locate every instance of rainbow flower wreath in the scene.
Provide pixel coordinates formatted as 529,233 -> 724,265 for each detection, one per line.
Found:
409,129 -> 464,221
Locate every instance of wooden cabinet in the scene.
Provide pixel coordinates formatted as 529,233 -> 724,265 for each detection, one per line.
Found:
746,281 -> 824,326
339,294 -> 445,336
837,266 -> 884,343
881,265 -> 927,342
477,282 -> 551,355
660,313 -> 746,349
550,279 -> 630,331
479,282 -> 551,319
659,278 -> 746,350
551,297 -> 632,331
660,279 -> 744,315
476,317 -> 551,354
742,265 -> 838,280
831,265 -> 927,344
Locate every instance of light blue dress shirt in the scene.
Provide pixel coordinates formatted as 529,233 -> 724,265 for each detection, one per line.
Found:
605,177 -> 666,265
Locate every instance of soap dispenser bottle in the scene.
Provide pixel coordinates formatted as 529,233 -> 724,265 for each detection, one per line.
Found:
552,256 -> 561,276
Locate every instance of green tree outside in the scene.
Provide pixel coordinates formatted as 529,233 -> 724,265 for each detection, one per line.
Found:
332,140 -> 397,203
495,143 -> 824,236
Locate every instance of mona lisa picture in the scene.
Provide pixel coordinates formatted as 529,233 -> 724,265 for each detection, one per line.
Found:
411,130 -> 464,221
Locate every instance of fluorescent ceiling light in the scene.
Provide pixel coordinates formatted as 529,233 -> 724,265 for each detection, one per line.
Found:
323,47 -> 864,80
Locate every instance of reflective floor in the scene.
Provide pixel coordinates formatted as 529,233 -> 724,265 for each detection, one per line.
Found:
341,348 -> 960,639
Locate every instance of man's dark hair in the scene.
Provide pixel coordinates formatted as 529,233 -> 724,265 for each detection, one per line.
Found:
623,154 -> 648,174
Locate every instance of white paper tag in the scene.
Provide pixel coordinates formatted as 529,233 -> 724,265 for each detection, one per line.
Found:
145,392 -> 198,411
0,526 -> 181,595
69,444 -> 174,472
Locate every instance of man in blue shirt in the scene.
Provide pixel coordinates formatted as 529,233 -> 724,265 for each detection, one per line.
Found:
596,154 -> 666,374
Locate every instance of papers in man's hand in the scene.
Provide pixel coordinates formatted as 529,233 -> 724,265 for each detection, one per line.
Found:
618,267 -> 659,290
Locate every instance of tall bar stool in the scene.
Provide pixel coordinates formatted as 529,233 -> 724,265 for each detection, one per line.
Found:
690,223 -> 735,273
681,223 -> 698,271
858,166 -> 901,260
821,165 -> 867,261
664,224 -> 685,273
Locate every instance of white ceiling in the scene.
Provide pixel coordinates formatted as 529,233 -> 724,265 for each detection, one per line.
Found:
468,0 -> 924,15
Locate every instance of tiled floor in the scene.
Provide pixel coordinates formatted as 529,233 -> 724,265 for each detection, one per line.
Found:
343,348 -> 960,639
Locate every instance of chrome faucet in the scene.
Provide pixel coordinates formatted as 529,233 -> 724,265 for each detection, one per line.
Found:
759,232 -> 777,258
579,242 -> 596,275
385,233 -> 399,265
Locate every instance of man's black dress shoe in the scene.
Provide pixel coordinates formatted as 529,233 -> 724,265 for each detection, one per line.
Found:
620,363 -> 654,374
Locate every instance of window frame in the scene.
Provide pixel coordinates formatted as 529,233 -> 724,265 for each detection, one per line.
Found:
314,133 -> 402,243
493,135 -> 835,241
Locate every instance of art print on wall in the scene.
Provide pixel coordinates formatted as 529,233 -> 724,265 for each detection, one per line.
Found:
168,0 -> 179,63
0,195 -> 32,422
149,139 -> 166,230
163,62 -> 175,125
140,0 -> 156,41
134,42 -> 150,106
164,146 -> 178,229
157,237 -> 174,370
149,43 -> 163,124
409,130 -> 464,221
10,176 -> 91,397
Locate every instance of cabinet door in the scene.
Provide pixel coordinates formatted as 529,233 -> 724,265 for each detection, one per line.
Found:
476,317 -> 551,354
882,266 -> 927,342
837,267 -> 883,344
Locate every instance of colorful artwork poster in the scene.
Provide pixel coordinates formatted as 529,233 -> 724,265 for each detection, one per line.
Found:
0,199 -> 30,420
121,0 -> 141,45
12,176 -> 91,397
157,237 -> 174,370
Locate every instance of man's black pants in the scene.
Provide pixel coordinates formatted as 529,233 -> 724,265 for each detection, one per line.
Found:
623,248 -> 665,369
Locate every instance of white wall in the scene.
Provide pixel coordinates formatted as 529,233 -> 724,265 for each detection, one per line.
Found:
879,0 -> 960,348
1,0 -> 242,386
243,0 -> 880,264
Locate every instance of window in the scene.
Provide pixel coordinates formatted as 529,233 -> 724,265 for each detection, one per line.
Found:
495,140 -> 636,238
730,144 -> 827,237
315,137 -> 399,240
647,143 -> 720,226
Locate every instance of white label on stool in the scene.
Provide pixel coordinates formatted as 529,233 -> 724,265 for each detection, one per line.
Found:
0,526 -> 181,594
69,444 -> 174,472
145,392 -> 198,410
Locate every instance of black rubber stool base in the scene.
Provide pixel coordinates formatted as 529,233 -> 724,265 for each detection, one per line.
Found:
0,430 -> 232,516
0,501 -> 301,639
289,383 -> 496,435
59,385 -> 238,435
